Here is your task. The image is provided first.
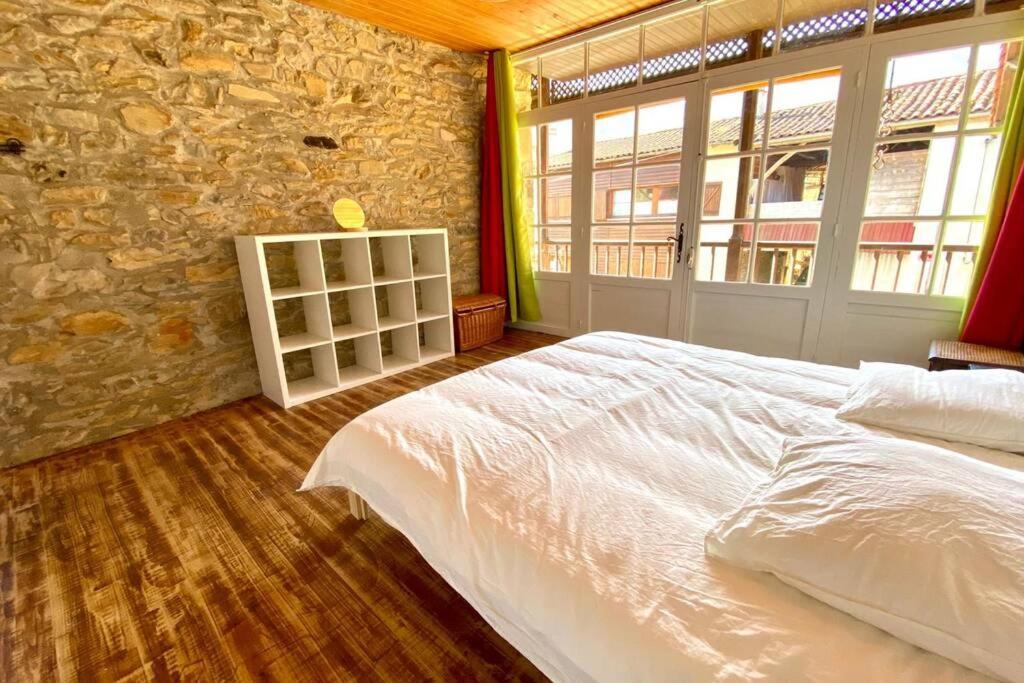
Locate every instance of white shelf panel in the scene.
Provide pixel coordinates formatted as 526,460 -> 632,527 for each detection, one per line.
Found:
287,376 -> 338,403
326,280 -> 372,292
271,285 -> 323,300
381,355 -> 418,374
378,316 -> 416,331
279,332 -> 332,353
373,275 -> 412,286
338,365 -> 380,387
416,310 -> 449,323
419,347 -> 450,364
333,323 -> 377,341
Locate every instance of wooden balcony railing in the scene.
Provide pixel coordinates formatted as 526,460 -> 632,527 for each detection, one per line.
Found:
545,239 -> 976,295
589,241 -> 674,278
856,243 -> 975,295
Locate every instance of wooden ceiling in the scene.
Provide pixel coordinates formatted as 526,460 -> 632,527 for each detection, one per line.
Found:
298,0 -> 675,53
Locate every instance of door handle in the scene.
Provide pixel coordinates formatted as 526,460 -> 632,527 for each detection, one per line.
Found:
666,222 -> 685,264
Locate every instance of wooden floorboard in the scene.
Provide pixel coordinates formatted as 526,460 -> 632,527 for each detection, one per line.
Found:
3,330 -> 559,682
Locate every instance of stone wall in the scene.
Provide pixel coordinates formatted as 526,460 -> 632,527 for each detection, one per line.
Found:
0,0 -> 485,466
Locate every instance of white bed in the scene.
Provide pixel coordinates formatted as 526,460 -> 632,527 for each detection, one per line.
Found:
301,331 -> 1008,682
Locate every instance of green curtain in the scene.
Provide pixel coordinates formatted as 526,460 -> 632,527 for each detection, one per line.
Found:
493,50 -> 541,323
962,57 -> 1024,331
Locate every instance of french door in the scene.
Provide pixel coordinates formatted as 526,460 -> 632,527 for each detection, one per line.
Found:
683,49 -> 864,360
816,22 -> 1023,366
517,17 -> 1023,367
574,82 -> 703,339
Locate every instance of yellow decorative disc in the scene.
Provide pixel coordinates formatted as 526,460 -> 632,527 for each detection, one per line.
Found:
332,198 -> 366,230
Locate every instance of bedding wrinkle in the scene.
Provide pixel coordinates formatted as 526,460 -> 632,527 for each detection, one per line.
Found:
303,332 -> 998,683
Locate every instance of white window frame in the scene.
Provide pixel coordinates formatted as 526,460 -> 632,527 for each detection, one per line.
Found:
826,19 -> 1024,314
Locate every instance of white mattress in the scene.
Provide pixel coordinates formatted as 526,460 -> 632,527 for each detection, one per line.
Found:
301,332 -> 994,682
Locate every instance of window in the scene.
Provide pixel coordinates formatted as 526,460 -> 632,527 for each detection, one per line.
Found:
697,68 -> 839,286
588,27 -> 640,95
852,40 -> 1021,297
517,0 -> 989,110
520,119 -> 573,273
591,98 -> 685,279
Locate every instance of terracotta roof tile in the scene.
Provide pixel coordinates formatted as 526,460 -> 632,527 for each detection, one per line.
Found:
548,69 -> 997,170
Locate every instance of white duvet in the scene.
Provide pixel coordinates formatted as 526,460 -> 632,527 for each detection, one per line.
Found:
301,332 -> 996,682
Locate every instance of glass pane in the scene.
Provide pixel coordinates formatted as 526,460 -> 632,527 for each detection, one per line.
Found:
878,47 -> 970,137
752,223 -> 818,285
933,221 -> 983,296
706,0 -> 778,70
538,225 -> 572,273
967,41 -> 1022,130
950,135 -> 1001,216
708,83 -> 767,155
524,178 -> 538,224
769,70 -> 840,147
542,45 -> 585,105
541,176 -> 572,224
852,221 -> 938,293
591,225 -> 631,276
635,165 -> 681,221
760,149 -> 829,218
865,139 -> 954,216
519,126 -> 537,178
593,169 -> 633,222
703,156 -> 760,219
697,223 -> 752,282
514,59 -> 540,112
541,120 -> 573,174
588,27 -> 640,95
643,9 -> 703,83
780,0 -> 867,53
874,0 -> 974,34
594,107 -> 636,169
631,224 -> 676,279
638,99 -> 685,164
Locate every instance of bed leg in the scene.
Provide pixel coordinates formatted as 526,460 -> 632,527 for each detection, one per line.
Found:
348,491 -> 369,521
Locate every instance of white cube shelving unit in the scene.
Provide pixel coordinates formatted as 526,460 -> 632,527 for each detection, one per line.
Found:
235,229 -> 454,408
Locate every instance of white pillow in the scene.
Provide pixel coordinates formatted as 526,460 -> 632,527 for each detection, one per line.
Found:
836,361 -> 1024,453
706,435 -> 1024,683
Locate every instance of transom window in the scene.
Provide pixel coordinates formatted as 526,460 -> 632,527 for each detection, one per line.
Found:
591,98 -> 686,280
852,40 -> 1021,297
520,120 -> 573,273
697,67 -> 839,286
513,0 -> 1003,112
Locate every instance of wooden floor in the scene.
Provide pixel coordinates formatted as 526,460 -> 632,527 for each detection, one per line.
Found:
2,330 -> 560,682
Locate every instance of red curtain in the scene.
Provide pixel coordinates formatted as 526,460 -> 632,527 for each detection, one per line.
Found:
480,53 -> 508,301
961,163 -> 1024,349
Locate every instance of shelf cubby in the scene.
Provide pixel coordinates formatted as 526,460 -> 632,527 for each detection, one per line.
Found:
283,345 -> 339,403
266,240 -> 326,300
336,336 -> 382,387
380,325 -> 420,374
414,277 -> 451,322
376,281 -> 417,331
322,238 -> 373,291
236,230 -> 453,408
370,234 -> 413,284
418,317 -> 453,364
329,287 -> 377,341
274,293 -> 333,353
412,232 -> 448,279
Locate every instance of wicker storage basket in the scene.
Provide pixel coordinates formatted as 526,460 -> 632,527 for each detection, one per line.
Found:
453,294 -> 506,352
